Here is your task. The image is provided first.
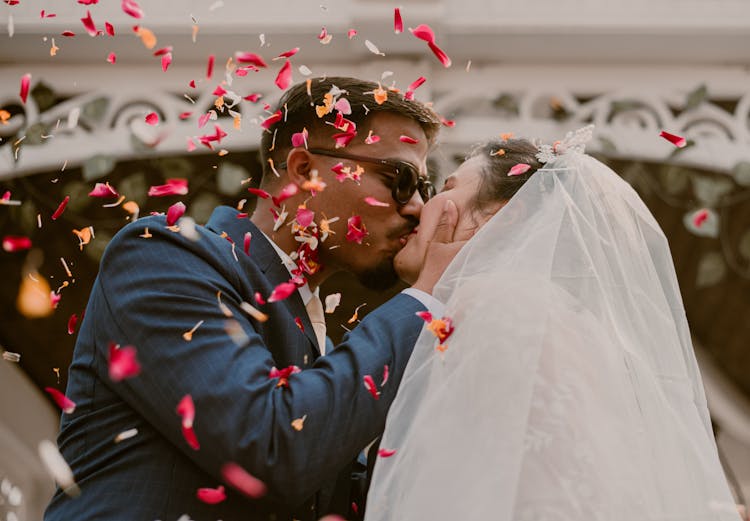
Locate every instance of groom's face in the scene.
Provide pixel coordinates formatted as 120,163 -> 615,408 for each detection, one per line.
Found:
306,112 -> 429,290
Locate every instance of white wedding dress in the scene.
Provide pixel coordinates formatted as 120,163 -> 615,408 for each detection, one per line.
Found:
365,130 -> 740,521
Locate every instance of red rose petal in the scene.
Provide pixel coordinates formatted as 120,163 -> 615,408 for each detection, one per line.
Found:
260,110 -> 282,130
51,195 -> 70,220
109,343 -> 141,382
428,41 -> 451,68
346,215 -> 368,244
243,232 -> 252,255
399,135 -> 418,144
176,394 -> 200,449
378,448 -> 397,458
247,188 -> 271,199
206,54 -> 215,79
276,47 -> 299,59
659,130 -> 687,148
693,208 -> 709,227
409,24 -> 435,44
221,462 -> 267,499
80,10 -> 97,36
106,52 -> 117,64
67,313 -> 78,335
145,112 -> 159,125
364,196 -> 389,207
161,52 -> 172,72
394,8 -> 403,33
363,375 -> 380,400
235,52 -> 267,68
381,364 -> 390,386
405,76 -> 426,100
19,73 -> 31,104
105,21 -> 114,36
45,387 -> 76,414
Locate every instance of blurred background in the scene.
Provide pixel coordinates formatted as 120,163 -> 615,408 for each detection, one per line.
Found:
1,1 -> 749,519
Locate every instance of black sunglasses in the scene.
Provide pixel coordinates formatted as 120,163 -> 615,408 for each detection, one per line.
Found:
280,148 -> 434,206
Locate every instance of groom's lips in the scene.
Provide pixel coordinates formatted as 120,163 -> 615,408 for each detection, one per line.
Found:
397,227 -> 418,246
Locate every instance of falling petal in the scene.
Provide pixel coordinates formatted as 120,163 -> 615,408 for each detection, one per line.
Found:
684,207 -> 719,238
428,41 -> 451,67
166,201 -> 186,226
365,40 -> 385,56
52,195 -> 70,220
276,47 -> 299,59
161,52 -> 172,72
268,365 -> 301,388
80,10 -> 97,36
659,130 -> 687,148
346,215 -> 368,243
38,440 -> 80,497
145,112 -> 159,125
2,235 -> 32,252
378,448 -> 397,458
114,428 -> 138,443
221,462 -> 267,499
67,313 -> 78,335
291,415 -> 307,431
416,310 -> 433,323
121,0 -> 144,18
109,343 -> 141,382
394,7 -> 403,33
243,232 -> 252,255
291,128 -> 308,148
405,76 -> 426,100
206,54 -> 215,79
271,183 -> 299,207
235,52 -> 267,68
275,59 -> 292,90
148,178 -> 188,197
399,135 -> 418,144
19,73 -> 31,104
104,21 -> 114,36
248,188 -> 271,199
381,364 -> 389,386
363,375 -> 380,400
324,293 -> 341,314
409,24 -> 435,43
364,130 -> 380,145
347,29 -> 357,39
268,281 -> 297,303
260,110 -> 282,130
508,163 -> 531,176
197,486 -> 226,504
106,52 -> 116,64
364,196 -> 389,207
45,387 -> 76,414
176,394 -> 200,449
295,206 -> 315,228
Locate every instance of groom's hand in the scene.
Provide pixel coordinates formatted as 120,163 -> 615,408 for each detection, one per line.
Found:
411,199 -> 466,295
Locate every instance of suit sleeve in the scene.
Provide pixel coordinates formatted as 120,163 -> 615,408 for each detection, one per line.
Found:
91,219 -> 425,506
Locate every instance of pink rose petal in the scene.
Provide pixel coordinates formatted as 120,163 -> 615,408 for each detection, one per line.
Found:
166,201 -> 186,226
363,375 -> 380,400
416,310 -> 433,323
346,215 -> 368,243
276,47 -> 299,59
106,52 -> 117,64
244,93 -> 262,103
247,188 -> 271,199
243,232 -> 252,255
508,163 -> 531,176
108,343 -> 141,382
2,235 -> 32,252
197,485 -> 226,504
235,52 -> 267,68
405,76 -> 426,101
176,394 -> 200,450
347,29 -> 357,39
45,387 -> 76,414
148,178 -> 188,197
659,130 -> 687,148
409,24 -> 435,43
274,59 -> 292,90
271,183 -> 299,207
88,182 -> 119,198
381,364 -> 390,386
693,208 -> 709,227
268,282 -> 297,303
291,128 -> 308,148
295,206 -> 314,228
19,73 -> 31,104
161,52 -> 172,72
428,41 -> 451,67
121,0 -> 144,19
378,448 -> 397,458
399,135 -> 418,144
221,462 -> 267,499
334,98 -> 352,115
260,110 -> 282,130
364,196 -> 390,207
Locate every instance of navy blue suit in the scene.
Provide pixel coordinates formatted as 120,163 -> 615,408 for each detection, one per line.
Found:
45,206 -> 425,521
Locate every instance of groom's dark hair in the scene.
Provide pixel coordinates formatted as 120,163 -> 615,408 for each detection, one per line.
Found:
259,76 -> 441,184
468,138 -> 542,214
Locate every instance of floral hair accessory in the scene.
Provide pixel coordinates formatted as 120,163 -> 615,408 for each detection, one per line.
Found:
535,124 -> 594,164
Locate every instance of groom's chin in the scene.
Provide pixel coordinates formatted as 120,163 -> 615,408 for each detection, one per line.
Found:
355,260 -> 401,291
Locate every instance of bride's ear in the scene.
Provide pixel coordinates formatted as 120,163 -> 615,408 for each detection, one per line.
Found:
284,149 -> 315,187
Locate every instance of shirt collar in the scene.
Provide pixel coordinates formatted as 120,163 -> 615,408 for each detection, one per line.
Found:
261,231 -> 315,306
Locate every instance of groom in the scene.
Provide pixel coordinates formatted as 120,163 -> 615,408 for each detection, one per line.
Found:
45,77 -> 459,521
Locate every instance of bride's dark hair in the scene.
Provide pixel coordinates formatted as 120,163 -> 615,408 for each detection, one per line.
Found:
468,138 -> 542,214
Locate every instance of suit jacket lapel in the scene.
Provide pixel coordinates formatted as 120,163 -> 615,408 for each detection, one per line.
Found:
206,206 -> 321,354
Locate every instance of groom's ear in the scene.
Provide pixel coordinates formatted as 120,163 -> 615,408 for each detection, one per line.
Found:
284,149 -> 315,186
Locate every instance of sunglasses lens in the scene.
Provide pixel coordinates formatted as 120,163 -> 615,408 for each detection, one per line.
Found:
394,164 -> 421,204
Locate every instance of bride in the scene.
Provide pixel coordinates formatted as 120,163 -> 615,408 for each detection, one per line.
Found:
364,127 -> 741,520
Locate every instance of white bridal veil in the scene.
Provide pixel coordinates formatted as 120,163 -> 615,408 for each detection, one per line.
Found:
365,128 -> 740,520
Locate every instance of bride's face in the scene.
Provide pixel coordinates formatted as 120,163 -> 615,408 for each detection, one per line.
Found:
395,155 -> 501,284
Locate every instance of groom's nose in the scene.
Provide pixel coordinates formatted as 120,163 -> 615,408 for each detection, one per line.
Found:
398,189 -> 425,220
